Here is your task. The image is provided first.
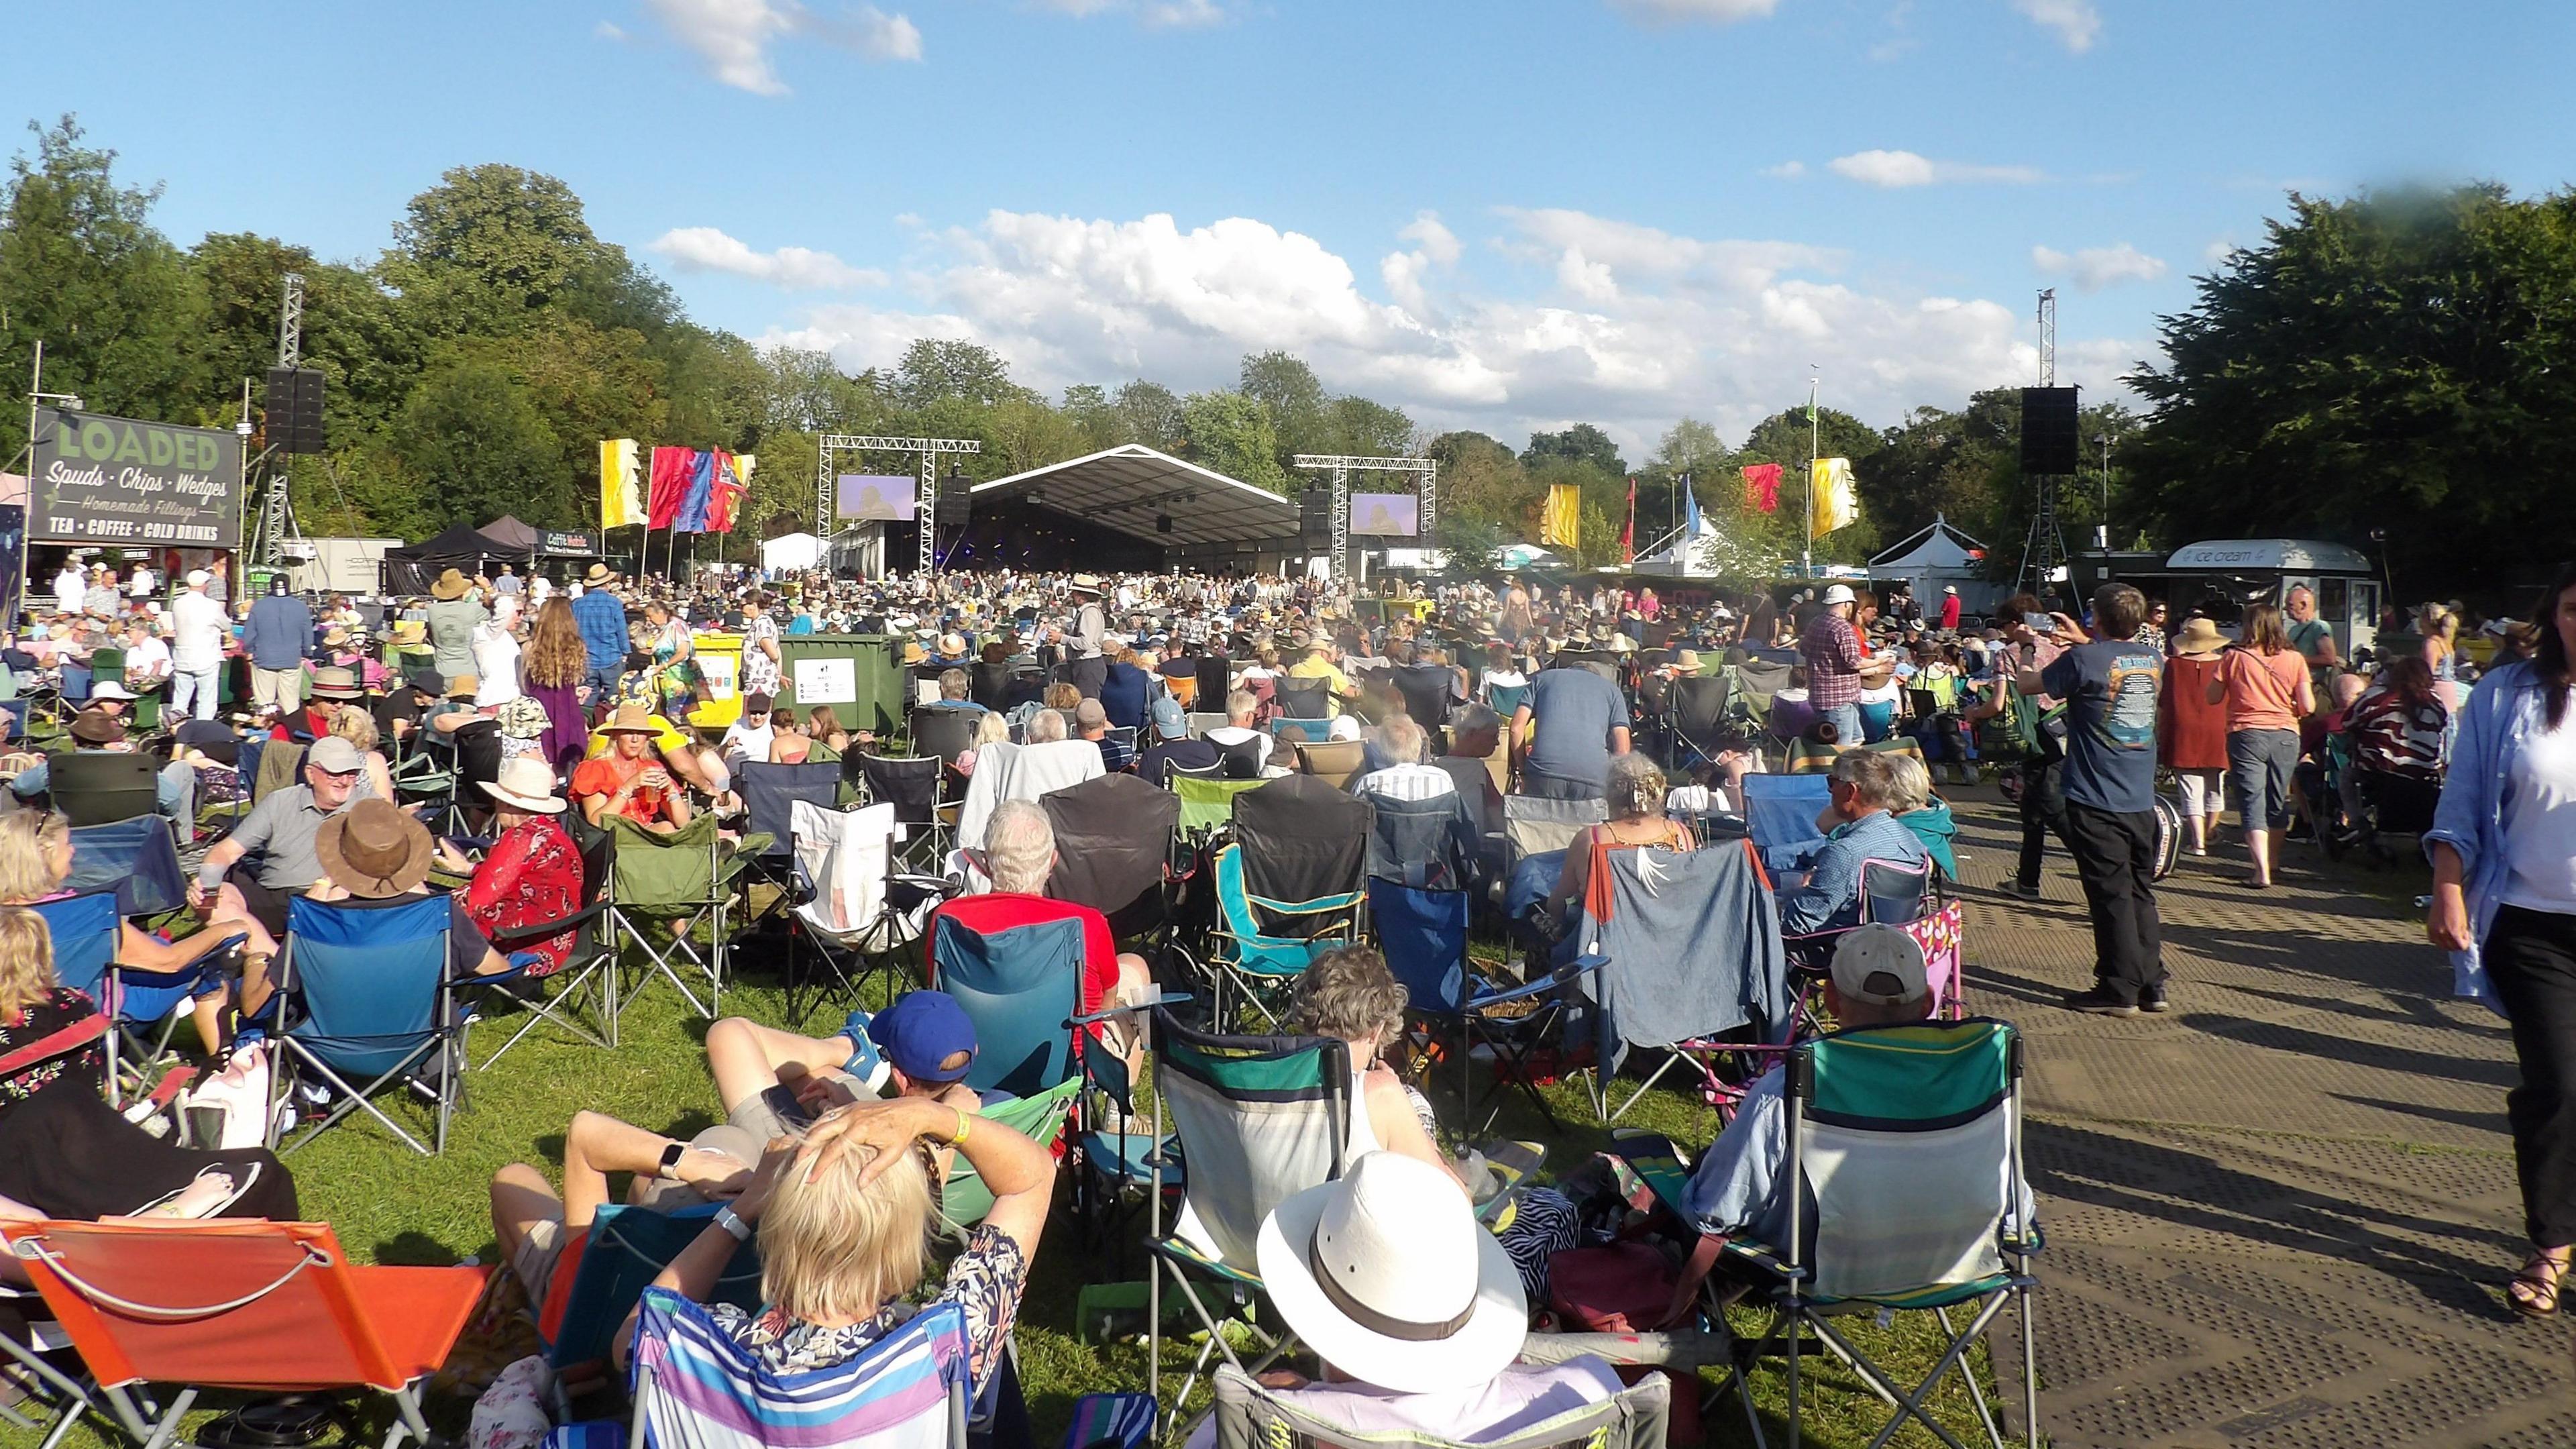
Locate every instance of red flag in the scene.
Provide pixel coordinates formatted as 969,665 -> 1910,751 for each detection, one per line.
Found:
706,451 -> 747,533
1741,463 -> 1782,514
1621,476 -> 1636,562
647,446 -> 693,529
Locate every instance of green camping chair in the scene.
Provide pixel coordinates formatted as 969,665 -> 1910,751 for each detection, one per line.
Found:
605,812 -> 757,1022
936,1078 -> 1081,1234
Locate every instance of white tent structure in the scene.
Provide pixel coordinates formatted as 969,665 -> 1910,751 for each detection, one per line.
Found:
760,532 -> 824,575
1871,515 -> 2005,614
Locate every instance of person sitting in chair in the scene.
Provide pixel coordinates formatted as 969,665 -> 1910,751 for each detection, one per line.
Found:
947,801 -> 1154,1074
1772,749 -> 1927,936
1175,1148 -> 1621,1449
1682,927 -> 2030,1244
570,703 -> 694,835
11,708 -> 199,828
434,757 -> 584,978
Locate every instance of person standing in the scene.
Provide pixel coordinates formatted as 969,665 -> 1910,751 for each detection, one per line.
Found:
246,577 -> 315,714
2208,602 -> 2314,889
474,595 -> 526,708
2284,584 -> 2341,701
492,563 -> 525,602
572,564 -> 628,708
1939,585 -> 1962,631
427,569 -> 488,689
169,569 -> 228,721
739,592 -> 782,702
2428,565 -> 2576,1317
2022,584 -> 2167,1016
2158,617 -> 2233,857
1509,654 -> 1631,801
1799,584 -> 1881,744
50,559 -> 85,619
1067,576 -> 1109,700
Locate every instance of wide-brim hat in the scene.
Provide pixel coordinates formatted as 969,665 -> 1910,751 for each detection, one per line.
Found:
584,564 -> 614,585
1256,1152 -> 1527,1393
310,666 -> 363,700
1067,574 -> 1104,595
445,674 -> 480,700
431,568 -> 470,601
392,620 -> 428,645
480,756 -> 567,814
313,798 -> 434,899
2174,616 -> 2226,657
1672,649 -> 1703,674
602,702 -> 660,735
68,709 -> 125,745
87,681 -> 135,702
901,642 -> 926,665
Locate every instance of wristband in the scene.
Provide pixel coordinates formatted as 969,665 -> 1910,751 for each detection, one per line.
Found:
952,1106 -> 971,1146
712,1205 -> 753,1242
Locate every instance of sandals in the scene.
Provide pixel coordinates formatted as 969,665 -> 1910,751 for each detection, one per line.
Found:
2509,1248 -> 2569,1318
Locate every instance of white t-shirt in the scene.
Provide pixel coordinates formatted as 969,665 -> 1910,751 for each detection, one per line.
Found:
123,635 -> 172,681
2502,700 -> 2576,912
473,624 -> 523,706
53,570 -> 84,617
170,590 -> 228,669
127,567 -> 154,597
719,720 -> 775,761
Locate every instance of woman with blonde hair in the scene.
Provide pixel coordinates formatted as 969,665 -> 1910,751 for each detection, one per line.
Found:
0,810 -> 275,1055
326,706 -> 397,802
1543,752 -> 1695,918
0,906 -> 299,1221
615,1093 -> 1055,1385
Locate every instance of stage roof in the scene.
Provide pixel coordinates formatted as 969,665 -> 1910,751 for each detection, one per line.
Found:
971,445 -> 1299,549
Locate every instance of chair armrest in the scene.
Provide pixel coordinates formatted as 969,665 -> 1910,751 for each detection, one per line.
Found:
1069,991 -> 1191,1028
1470,957 -> 1600,1008
484,901 -> 610,945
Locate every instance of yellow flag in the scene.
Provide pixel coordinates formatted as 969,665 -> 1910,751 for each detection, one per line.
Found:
1810,457 -> 1858,539
600,439 -> 643,529
1541,483 -> 1581,547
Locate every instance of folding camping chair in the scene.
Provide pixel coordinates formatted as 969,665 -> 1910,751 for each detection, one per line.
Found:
858,752 -> 949,867
924,894 -> 1091,1100
268,892 -> 465,1157
0,1219 -> 484,1449
605,1290 -> 972,1449
46,751 -> 162,828
786,800 -> 951,1023
1146,1010 -> 1352,1414
1667,674 -> 1735,771
1266,718 -> 1333,746
937,1082 -> 1085,1236
735,759 -> 845,926
1171,775 -> 1261,842
911,706 -> 983,769
1714,1018 -> 2039,1449
1576,841 -> 1794,1122
1741,773 -> 1831,859
0,1273 -> 101,1449
1210,1362 -> 1668,1449
1199,845 -> 1361,1030
1369,879 -> 1602,1136
441,719 -> 504,834
1290,739 -> 1363,789
64,815 -> 187,918
1194,656 -> 1233,716
1042,771 -> 1181,942
605,812 -> 750,1023
1364,791 -> 1481,894
473,814 -> 619,1065
1271,678 -> 1330,721
536,1201 -> 761,1417
31,891 -> 239,1108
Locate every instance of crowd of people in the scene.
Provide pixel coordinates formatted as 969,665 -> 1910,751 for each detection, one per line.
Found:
0,540 -> 2553,1444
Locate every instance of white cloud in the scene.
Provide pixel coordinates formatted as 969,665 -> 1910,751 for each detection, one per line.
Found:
2031,241 -> 2167,290
2202,235 -> 2237,265
2009,0 -> 2100,52
1761,160 -> 1805,178
1398,211 -> 1461,266
1032,0 -> 1230,24
1827,149 -> 2044,187
747,206 -> 2142,450
1607,0 -> 1780,23
595,19 -> 630,41
651,227 -> 889,289
639,0 -> 920,96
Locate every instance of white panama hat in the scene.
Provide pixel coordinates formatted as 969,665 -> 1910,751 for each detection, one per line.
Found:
1256,1150 -> 1527,1394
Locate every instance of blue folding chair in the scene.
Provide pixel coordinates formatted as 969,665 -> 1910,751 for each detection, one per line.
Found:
1741,773 -> 1832,861
30,890 -> 238,1107
1368,879 -> 1602,1136
1201,844 -> 1360,1030
925,895 -> 1089,1100
65,816 -> 189,918
270,893 -> 464,1157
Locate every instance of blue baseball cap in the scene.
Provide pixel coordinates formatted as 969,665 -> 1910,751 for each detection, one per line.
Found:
870,989 -> 980,1084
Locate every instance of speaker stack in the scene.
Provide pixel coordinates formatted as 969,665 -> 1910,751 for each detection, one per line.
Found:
264,367 -> 327,453
2019,386 -> 2080,474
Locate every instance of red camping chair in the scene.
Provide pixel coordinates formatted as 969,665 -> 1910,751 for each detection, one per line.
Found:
0,1218 -> 485,1449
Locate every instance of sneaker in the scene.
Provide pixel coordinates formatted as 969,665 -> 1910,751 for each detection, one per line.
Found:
2063,986 -> 2140,1017
1997,879 -> 2043,901
2140,983 -> 2171,1013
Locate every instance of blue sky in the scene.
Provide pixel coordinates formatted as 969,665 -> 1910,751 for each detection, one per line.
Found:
17,1 -> 2573,452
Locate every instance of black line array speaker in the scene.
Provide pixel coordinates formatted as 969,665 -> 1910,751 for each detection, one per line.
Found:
264,367 -> 326,454
1299,488 -> 1333,546
934,492 -> 971,529
2020,386 -> 2080,476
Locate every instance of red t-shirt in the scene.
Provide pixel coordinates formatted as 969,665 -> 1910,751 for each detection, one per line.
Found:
569,753 -> 676,824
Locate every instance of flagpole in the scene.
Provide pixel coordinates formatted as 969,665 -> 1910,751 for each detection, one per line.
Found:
1804,375 -> 1819,578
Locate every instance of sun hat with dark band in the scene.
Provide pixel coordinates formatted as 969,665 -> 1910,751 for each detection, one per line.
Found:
313,798 -> 434,898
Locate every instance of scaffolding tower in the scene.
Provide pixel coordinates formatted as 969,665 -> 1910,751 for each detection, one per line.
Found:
812,435 -> 981,576
248,272 -> 304,570
1290,453 -> 1438,580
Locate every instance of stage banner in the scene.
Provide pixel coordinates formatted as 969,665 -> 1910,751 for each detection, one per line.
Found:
30,408 -> 241,546
541,528 -> 600,557
1811,457 -> 1858,539
1540,483 -> 1580,547
600,439 -> 642,529
1349,492 -> 1419,537
837,474 -> 916,521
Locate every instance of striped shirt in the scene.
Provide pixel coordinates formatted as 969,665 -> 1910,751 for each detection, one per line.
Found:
1354,762 -> 1457,802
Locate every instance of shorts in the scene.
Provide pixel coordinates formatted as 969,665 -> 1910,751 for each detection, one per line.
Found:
2172,768 -> 2224,819
2227,729 -> 2300,831
510,1214 -> 571,1307
227,877 -> 297,939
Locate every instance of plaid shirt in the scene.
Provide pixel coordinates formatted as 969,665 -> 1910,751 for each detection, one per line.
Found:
1800,612 -> 1868,709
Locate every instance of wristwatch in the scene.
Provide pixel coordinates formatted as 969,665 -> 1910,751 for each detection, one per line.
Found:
657,1140 -> 686,1181
713,1205 -> 753,1242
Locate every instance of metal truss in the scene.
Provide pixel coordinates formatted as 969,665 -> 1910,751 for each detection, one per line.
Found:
813,435 -> 981,576
1291,453 -> 1437,580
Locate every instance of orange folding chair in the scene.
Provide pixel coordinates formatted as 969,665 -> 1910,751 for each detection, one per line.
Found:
0,1219 -> 486,1449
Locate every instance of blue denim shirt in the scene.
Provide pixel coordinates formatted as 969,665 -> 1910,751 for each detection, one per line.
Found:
572,590 -> 630,676
2425,660 -> 2543,1016
1776,810 -> 1927,935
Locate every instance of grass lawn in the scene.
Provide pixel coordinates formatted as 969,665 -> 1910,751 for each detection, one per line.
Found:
6,931 -> 2029,1449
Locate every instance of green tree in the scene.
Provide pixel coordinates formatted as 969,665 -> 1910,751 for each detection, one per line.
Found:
1175,390 -> 1286,492
0,117 -> 205,460
1239,350 -> 1325,459
1731,404 -> 1884,565
1427,431 -> 1536,537
1110,380 -> 1183,449
385,360 -> 562,531
2129,182 -> 2576,590
893,339 -> 1029,411
1521,423 -> 1626,478
1316,394 -> 1416,458
378,164 -> 612,338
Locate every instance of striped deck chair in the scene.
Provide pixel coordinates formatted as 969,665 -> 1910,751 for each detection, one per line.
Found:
573,1290 -> 971,1449
1057,1393 -> 1155,1449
